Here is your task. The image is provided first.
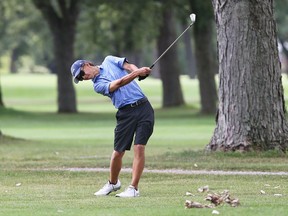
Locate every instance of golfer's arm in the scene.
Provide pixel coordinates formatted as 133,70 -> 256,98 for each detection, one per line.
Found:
109,62 -> 140,92
109,70 -> 140,92
123,62 -> 138,73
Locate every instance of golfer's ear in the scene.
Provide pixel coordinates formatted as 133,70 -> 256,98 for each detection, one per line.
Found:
88,62 -> 95,66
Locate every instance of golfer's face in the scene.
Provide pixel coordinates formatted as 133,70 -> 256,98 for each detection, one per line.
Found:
81,64 -> 97,80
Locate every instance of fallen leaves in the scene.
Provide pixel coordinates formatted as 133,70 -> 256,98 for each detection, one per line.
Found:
185,200 -> 213,209
198,185 -> 209,193
205,190 -> 240,207
274,194 -> 283,197
185,182 -> 285,212
212,210 -> 220,215
185,185 -> 240,211
185,192 -> 195,196
261,184 -> 283,197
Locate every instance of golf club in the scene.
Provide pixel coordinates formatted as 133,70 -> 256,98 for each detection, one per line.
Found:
139,13 -> 196,81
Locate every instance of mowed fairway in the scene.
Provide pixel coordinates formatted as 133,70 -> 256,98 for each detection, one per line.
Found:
1,74 -> 288,216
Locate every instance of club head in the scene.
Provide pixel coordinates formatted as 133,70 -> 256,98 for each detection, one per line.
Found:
190,14 -> 196,23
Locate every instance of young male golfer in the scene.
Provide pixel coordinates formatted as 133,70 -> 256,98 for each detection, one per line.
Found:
71,56 -> 154,197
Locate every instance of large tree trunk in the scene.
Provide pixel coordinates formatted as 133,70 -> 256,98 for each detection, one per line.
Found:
208,0 -> 288,152
189,0 -> 218,114
33,0 -> 79,113
158,7 -> 185,107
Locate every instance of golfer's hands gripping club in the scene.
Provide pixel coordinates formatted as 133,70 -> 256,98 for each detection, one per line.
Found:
138,65 -> 154,81
137,67 -> 151,80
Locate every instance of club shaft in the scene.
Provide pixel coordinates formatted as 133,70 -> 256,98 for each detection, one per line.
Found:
150,23 -> 193,69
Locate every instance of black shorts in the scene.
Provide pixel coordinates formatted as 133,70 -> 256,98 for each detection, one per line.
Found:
114,100 -> 154,152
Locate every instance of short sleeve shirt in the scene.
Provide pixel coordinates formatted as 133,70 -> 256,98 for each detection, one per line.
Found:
93,55 -> 145,109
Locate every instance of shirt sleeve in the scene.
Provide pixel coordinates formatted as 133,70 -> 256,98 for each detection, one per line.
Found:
105,55 -> 126,69
94,78 -> 112,97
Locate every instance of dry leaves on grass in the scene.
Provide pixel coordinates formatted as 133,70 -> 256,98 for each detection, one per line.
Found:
185,200 -> 214,209
205,190 -> 240,207
260,184 -> 283,197
197,185 -> 209,193
185,186 -> 240,209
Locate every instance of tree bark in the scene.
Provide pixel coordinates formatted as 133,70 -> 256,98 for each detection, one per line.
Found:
158,7 -> 185,107
189,0 -> 218,114
208,0 -> 288,152
32,0 -> 79,113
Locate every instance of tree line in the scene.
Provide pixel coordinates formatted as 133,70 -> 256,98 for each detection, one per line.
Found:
0,0 -> 222,114
1,1 -> 287,113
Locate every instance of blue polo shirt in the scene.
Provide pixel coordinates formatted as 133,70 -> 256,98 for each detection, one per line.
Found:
93,55 -> 145,109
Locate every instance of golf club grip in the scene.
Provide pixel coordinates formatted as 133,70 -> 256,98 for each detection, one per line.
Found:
138,75 -> 148,81
138,64 -> 154,81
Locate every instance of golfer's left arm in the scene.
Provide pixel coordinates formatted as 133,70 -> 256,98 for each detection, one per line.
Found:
109,65 -> 151,92
123,61 -> 138,73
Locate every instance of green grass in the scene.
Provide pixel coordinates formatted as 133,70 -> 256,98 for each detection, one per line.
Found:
1,74 -> 288,216
0,171 -> 287,216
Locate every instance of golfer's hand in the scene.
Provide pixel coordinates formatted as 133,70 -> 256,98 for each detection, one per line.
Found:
137,67 -> 151,81
137,67 -> 151,76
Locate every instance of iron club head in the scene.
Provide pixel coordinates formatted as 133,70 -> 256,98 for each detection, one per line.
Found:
190,14 -> 196,23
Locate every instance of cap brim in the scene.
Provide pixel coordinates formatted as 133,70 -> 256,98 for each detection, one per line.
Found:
74,77 -> 79,84
73,68 -> 81,84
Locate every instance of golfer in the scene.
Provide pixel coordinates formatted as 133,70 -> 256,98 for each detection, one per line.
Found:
70,56 -> 154,198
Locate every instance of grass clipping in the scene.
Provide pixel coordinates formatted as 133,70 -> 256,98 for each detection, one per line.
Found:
185,186 -> 240,209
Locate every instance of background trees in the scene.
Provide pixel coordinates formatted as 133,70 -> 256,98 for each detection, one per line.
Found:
0,0 -> 288,153
189,0 -> 218,114
157,5 -> 185,107
32,0 -> 80,113
0,0 -> 222,113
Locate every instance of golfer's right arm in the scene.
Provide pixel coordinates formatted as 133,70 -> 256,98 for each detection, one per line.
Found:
109,67 -> 151,92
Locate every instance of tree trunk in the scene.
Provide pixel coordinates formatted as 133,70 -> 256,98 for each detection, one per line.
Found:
32,0 -> 79,113
208,0 -> 288,152
189,0 -> 218,114
10,48 -> 19,74
158,7 -> 185,107
0,78 -> 4,107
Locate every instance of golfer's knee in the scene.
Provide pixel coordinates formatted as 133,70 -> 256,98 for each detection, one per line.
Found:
134,145 -> 145,157
112,150 -> 125,160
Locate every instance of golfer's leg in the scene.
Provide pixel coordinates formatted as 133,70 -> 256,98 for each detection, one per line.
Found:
110,150 -> 125,184
131,145 -> 145,189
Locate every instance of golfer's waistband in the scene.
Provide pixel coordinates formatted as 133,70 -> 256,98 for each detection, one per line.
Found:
119,97 -> 148,110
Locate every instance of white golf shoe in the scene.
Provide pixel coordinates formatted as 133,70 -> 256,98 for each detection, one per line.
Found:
94,180 -> 121,196
115,185 -> 140,198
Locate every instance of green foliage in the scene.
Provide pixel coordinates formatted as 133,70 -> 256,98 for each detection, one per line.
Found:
0,0 -> 52,72
0,0 -> 287,74
76,0 -> 161,59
